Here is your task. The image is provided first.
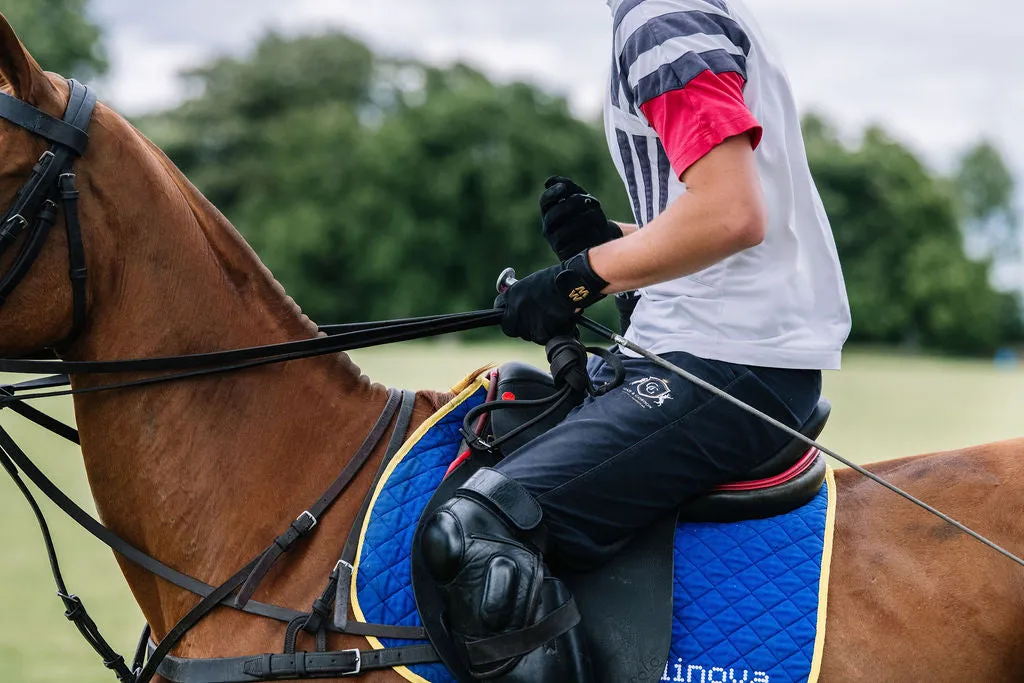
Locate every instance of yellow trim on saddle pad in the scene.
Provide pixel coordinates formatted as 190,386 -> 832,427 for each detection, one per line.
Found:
808,467 -> 838,682
349,370 -> 491,683
349,373 -> 840,683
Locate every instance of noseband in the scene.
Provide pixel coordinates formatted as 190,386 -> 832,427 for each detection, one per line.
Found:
0,79 -> 96,344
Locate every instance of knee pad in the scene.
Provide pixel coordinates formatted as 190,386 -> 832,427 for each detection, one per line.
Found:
422,469 -> 548,637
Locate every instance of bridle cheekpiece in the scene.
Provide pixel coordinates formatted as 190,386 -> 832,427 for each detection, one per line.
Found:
0,79 -> 96,344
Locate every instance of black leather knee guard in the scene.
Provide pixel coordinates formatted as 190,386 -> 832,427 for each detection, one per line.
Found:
421,468 -> 592,682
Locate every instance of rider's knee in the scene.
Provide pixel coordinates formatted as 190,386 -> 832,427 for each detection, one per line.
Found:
420,468 -> 592,681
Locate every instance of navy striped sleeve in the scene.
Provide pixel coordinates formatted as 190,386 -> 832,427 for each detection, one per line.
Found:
618,5 -> 751,107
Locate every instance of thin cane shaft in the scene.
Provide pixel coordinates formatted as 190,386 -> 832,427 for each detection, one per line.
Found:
577,316 -> 1024,571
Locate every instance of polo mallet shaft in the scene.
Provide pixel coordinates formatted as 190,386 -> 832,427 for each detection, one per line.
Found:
493,266 -> 1024,569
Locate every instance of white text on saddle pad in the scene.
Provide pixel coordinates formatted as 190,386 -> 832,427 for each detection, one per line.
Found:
662,660 -> 770,683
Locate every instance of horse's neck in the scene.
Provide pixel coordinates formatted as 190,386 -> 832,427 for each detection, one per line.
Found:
66,114 -> 392,635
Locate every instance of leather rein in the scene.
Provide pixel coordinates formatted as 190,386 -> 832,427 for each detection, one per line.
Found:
0,81 -> 502,682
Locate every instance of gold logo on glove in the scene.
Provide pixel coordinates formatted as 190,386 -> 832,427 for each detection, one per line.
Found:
569,286 -> 590,303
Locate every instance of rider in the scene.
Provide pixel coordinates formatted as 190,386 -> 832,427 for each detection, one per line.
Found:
421,1 -> 852,680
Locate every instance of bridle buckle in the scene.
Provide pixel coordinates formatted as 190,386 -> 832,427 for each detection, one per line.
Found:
297,510 -> 317,531
339,648 -> 361,677
0,213 -> 27,240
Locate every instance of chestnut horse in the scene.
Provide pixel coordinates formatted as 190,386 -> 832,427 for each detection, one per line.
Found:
1,15 -> 1023,683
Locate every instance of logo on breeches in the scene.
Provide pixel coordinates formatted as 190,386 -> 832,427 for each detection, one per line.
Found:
625,376 -> 673,408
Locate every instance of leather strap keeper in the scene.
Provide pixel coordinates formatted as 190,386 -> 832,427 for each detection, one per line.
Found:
457,468 -> 544,532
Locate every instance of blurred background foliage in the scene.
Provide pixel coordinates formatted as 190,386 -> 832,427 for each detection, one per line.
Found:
2,0 -> 107,79
9,1 -> 1023,355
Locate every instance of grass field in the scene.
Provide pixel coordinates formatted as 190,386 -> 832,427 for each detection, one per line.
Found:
1,344 -> 1023,681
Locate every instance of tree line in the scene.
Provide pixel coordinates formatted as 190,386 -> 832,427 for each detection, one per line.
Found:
12,1 -> 1024,355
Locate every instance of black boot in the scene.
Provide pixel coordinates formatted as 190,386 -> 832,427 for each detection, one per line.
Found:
421,468 -> 593,682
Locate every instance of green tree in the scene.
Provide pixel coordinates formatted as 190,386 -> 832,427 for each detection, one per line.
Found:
138,31 -> 1021,354
139,32 -> 627,328
1,0 -> 107,78
955,141 -> 1018,264
804,114 -> 1021,354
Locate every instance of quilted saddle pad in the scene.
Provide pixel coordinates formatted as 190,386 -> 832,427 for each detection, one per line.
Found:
350,373 -> 837,683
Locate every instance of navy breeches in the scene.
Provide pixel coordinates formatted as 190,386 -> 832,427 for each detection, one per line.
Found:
494,351 -> 822,570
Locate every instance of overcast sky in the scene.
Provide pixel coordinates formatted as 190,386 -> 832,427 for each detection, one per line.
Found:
85,0 -> 1023,176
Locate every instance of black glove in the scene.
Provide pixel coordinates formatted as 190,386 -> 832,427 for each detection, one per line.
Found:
494,252 -> 609,344
540,176 -> 623,262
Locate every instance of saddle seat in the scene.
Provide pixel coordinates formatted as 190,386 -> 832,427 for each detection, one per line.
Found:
491,362 -> 830,524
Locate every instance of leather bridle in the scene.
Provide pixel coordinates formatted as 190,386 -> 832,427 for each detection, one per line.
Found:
0,79 -> 504,682
0,79 -> 95,345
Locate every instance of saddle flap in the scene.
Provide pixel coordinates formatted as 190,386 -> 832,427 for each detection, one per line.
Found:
562,515 -> 677,683
412,455 -> 674,683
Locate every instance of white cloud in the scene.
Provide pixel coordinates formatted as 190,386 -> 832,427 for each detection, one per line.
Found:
94,28 -> 208,114
88,0 -> 1024,174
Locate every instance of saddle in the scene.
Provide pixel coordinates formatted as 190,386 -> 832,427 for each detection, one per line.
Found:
412,362 -> 830,683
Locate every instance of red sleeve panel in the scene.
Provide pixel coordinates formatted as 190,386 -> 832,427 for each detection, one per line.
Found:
639,70 -> 763,178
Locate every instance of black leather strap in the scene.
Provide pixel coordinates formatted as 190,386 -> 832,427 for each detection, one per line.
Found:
463,598 -> 581,667
59,171 -> 89,343
0,90 -> 90,152
138,390 -> 409,683
457,468 -> 544,532
0,195 -> 60,305
0,80 -> 96,348
234,390 -> 405,608
0,426 -> 306,623
329,390 -> 429,640
0,309 -> 502,377
152,642 -> 440,682
0,385 -> 427,683
0,383 -> 79,443
137,558 -> 264,683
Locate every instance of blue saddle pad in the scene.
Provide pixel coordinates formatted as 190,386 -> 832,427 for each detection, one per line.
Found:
351,377 -> 835,683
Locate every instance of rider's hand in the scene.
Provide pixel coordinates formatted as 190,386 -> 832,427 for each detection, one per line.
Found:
494,252 -> 609,344
540,176 -> 623,262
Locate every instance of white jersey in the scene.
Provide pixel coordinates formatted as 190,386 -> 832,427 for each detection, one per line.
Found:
605,0 -> 851,370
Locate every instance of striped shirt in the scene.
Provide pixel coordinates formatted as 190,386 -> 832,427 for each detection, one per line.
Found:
604,0 -> 851,370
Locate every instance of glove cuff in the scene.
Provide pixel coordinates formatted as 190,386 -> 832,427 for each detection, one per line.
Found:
607,220 -> 624,240
557,251 -> 609,310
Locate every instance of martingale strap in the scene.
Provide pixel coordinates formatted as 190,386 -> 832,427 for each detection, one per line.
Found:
134,389 -> 411,683
0,382 -> 432,683
233,390 -> 406,608
146,389 -> 440,683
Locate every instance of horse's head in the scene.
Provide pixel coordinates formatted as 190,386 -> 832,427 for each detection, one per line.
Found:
0,13 -> 91,355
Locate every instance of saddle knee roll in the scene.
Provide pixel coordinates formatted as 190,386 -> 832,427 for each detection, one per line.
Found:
420,468 -> 593,682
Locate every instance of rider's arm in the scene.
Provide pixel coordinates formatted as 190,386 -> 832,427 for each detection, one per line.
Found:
589,132 -> 766,294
